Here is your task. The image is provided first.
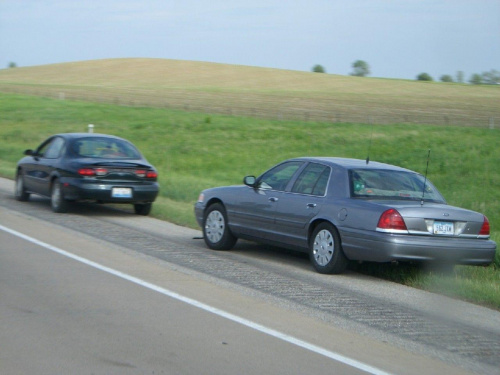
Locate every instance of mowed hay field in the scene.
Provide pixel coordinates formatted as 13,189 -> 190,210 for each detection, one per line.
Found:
0,58 -> 499,126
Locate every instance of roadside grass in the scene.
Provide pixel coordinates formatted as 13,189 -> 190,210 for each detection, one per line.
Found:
350,261 -> 500,310
1,93 -> 498,309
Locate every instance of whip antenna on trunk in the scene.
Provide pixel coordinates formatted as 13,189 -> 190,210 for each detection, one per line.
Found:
421,149 -> 431,206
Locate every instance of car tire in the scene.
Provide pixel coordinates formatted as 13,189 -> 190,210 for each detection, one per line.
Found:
310,222 -> 348,274
134,203 -> 152,216
51,179 -> 69,213
15,171 -> 30,201
203,203 -> 237,250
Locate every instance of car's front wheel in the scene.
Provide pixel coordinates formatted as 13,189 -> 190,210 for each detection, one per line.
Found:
203,203 -> 237,250
134,203 -> 152,216
15,172 -> 30,201
51,179 -> 69,213
310,222 -> 348,274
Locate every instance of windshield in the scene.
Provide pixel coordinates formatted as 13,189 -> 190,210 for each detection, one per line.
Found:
72,137 -> 142,159
350,169 -> 445,203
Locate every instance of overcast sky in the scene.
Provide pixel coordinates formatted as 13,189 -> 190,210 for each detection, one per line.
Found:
1,0 -> 499,80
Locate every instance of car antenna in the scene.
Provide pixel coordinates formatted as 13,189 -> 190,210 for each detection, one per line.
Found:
421,149 -> 431,206
366,118 -> 374,164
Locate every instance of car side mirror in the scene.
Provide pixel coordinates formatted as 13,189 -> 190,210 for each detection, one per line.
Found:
243,176 -> 257,187
24,149 -> 34,156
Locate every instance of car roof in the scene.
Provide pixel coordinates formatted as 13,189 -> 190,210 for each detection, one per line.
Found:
289,157 -> 416,173
53,133 -> 128,141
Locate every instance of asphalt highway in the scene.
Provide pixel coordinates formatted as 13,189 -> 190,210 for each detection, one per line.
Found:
0,177 -> 499,375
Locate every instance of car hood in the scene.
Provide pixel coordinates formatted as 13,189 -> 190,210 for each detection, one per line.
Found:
203,185 -> 244,193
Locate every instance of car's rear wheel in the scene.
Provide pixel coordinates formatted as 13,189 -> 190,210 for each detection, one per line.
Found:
310,222 -> 348,274
203,203 -> 237,250
51,179 -> 69,213
134,203 -> 152,216
15,172 -> 30,201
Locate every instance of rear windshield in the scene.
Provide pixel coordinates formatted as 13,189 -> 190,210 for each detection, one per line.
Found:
350,169 -> 445,203
72,137 -> 141,159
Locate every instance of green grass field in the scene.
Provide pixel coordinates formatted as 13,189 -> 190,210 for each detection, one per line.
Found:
0,59 -> 498,309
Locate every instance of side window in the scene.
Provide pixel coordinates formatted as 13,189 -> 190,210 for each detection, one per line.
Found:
292,163 -> 330,196
38,137 -> 65,159
312,168 -> 330,195
258,161 -> 304,191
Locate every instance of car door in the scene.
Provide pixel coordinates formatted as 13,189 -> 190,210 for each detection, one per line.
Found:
271,163 -> 331,248
229,161 -> 305,239
24,137 -> 66,196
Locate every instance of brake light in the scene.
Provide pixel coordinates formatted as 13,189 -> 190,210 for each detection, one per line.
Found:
78,168 -> 96,176
479,216 -> 490,236
134,170 -> 157,179
377,209 -> 408,233
78,168 -> 108,176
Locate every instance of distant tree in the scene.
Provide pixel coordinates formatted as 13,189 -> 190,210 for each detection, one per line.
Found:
350,60 -> 370,77
456,71 -> 464,83
440,74 -> 454,83
481,69 -> 500,85
8,62 -> 17,68
469,73 -> 483,85
416,73 -> 433,81
312,64 -> 326,73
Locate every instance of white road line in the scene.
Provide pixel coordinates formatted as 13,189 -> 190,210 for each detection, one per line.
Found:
1,223 -> 393,375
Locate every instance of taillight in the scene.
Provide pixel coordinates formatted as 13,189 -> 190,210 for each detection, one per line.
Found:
377,209 -> 408,233
135,170 -> 157,179
78,168 -> 96,176
146,171 -> 158,179
479,216 -> 490,237
78,168 -> 108,176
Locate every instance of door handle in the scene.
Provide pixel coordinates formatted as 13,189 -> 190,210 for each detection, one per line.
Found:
269,197 -> 279,202
307,203 -> 317,208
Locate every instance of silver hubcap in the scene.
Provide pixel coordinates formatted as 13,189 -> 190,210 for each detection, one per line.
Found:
205,210 -> 225,243
313,229 -> 334,266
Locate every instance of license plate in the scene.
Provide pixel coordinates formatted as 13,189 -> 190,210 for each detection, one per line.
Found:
112,187 -> 132,198
433,221 -> 454,235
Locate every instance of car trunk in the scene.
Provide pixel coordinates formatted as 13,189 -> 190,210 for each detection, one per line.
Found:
393,202 -> 486,237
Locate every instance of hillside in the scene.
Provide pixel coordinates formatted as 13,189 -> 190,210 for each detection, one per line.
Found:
0,58 -> 499,127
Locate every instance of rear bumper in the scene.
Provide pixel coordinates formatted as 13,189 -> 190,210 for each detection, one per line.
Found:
60,177 -> 159,203
339,228 -> 497,265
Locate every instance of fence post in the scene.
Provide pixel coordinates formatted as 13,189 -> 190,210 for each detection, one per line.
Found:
489,117 -> 495,129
